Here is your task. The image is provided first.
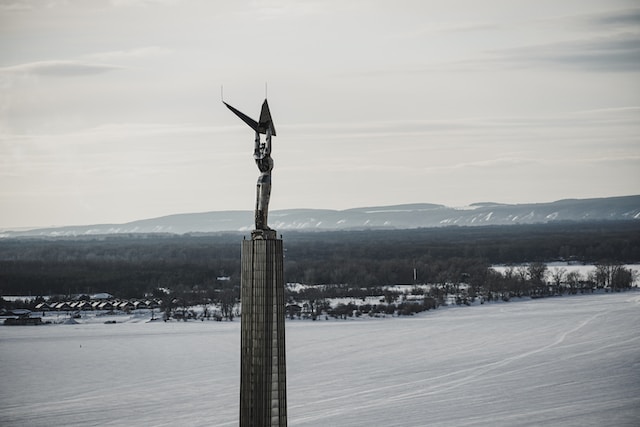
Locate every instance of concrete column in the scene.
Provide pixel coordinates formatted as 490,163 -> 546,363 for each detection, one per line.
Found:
240,231 -> 287,426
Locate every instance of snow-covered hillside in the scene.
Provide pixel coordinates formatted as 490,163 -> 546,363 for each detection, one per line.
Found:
1,292 -> 639,426
3,195 -> 639,237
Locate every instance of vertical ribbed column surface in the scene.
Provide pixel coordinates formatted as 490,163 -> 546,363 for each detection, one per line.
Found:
240,236 -> 287,427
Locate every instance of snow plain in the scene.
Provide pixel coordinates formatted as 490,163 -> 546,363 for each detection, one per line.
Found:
2,292 -> 639,426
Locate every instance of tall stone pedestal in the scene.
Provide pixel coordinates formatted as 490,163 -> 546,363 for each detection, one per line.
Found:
240,230 -> 287,426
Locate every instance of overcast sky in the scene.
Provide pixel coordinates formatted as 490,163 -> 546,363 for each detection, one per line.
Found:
1,0 -> 639,228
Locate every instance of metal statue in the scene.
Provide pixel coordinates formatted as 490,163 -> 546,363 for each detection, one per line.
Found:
224,99 -> 276,230
254,127 -> 273,229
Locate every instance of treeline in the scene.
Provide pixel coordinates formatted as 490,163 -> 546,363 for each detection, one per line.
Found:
0,221 -> 638,298
0,234 -> 242,298
285,260 -> 636,321
283,221 -> 640,285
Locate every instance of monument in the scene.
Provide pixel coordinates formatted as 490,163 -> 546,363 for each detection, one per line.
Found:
224,99 -> 287,426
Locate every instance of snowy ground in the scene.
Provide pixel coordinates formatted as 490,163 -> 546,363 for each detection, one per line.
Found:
1,292 -> 639,426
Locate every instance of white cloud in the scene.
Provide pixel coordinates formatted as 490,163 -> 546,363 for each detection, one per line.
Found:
110,0 -> 180,7
494,32 -> 640,72
0,1 -> 33,11
0,60 -> 124,77
391,21 -> 500,40
82,46 -> 173,62
248,0 -> 330,21
582,7 -> 640,29
454,157 -> 538,169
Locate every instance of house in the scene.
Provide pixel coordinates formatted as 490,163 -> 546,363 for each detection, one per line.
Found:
35,302 -> 51,311
98,301 -> 114,311
118,301 -> 134,311
133,300 -> 149,309
4,309 -> 43,325
76,301 -> 93,310
54,302 -> 71,311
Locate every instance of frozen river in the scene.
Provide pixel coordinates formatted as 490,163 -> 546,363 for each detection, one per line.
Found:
2,291 -> 639,426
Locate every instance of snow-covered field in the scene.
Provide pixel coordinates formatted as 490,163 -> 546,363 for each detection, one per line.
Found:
1,292 -> 639,426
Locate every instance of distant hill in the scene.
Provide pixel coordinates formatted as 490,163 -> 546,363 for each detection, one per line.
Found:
2,195 -> 639,238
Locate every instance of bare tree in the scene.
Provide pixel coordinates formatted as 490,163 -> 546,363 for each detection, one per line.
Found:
528,262 -> 548,285
527,262 -> 548,296
550,267 -> 567,295
219,288 -> 237,321
593,262 -> 635,291
565,270 -> 582,294
516,265 -> 529,283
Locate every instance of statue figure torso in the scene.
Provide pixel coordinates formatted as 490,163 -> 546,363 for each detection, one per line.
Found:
255,156 -> 273,174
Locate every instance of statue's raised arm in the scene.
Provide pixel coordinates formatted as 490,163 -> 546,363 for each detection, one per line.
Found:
224,99 -> 276,231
